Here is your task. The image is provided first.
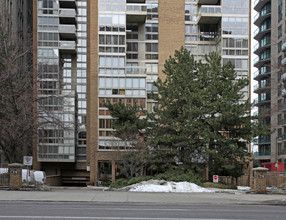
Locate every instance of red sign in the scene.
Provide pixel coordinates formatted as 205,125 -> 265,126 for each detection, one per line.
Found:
213,175 -> 219,183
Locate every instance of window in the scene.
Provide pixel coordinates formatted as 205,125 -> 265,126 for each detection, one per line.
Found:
278,0 -> 283,22
278,25 -> 283,39
146,43 -> 158,52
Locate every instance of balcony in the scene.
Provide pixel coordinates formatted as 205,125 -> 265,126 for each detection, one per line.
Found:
253,83 -> 270,93
126,4 -> 147,23
126,66 -> 146,75
59,25 -> 76,40
254,152 -> 270,157
59,0 -> 76,9
198,0 -> 220,4
278,149 -> 286,155
278,119 -> 286,126
281,57 -> 286,66
253,27 -> 271,41
258,136 -> 271,144
254,0 -> 271,12
254,56 -> 271,68
254,42 -> 271,55
258,108 -> 271,116
279,104 -> 286,111
282,42 -> 286,52
253,11 -> 271,27
253,97 -> 270,106
127,0 -> 145,3
59,41 -> 76,54
253,69 -> 271,80
281,73 -> 286,81
59,9 -> 76,24
197,6 -> 221,24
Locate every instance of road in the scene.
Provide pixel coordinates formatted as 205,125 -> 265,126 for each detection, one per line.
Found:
0,202 -> 285,220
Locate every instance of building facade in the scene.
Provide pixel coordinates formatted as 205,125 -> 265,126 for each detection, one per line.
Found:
32,0 -> 251,185
253,0 -> 286,168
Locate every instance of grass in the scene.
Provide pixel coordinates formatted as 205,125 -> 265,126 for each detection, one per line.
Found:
202,182 -> 237,189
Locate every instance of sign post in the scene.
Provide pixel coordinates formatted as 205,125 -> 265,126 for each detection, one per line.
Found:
23,156 -> 33,184
213,175 -> 219,183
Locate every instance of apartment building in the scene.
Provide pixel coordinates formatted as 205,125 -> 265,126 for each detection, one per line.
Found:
253,0 -> 286,168
32,0 -> 251,185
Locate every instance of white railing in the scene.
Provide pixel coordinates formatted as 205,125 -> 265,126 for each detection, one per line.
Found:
200,6 -> 221,14
59,9 -> 76,16
59,41 -> 76,47
59,25 -> 76,32
126,4 -> 147,13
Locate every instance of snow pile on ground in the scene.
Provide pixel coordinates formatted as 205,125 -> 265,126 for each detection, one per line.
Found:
237,186 -> 251,191
128,180 -> 214,193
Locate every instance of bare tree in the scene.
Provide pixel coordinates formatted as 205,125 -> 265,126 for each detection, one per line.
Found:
0,24 -> 34,163
0,23 -> 68,164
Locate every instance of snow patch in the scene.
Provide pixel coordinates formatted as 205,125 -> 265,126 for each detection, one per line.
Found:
129,180 -> 214,193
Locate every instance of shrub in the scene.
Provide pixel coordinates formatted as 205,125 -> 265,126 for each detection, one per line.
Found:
202,182 -> 237,189
109,167 -> 202,188
109,178 -> 129,188
110,176 -> 153,188
155,168 -> 202,186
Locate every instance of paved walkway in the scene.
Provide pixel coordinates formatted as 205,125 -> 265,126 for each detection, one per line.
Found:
0,187 -> 285,205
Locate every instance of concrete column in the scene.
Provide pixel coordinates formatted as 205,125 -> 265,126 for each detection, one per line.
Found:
8,163 -> 23,190
111,160 -> 115,182
253,167 -> 268,193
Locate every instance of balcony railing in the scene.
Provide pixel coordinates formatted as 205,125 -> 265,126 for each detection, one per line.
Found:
254,28 -> 259,37
253,70 -> 259,78
126,67 -> 146,75
281,73 -> 286,80
281,57 -> 286,66
278,149 -> 286,155
254,152 -> 270,157
279,134 -> 286,140
200,5 -> 221,14
279,104 -> 286,111
258,137 -> 271,143
282,42 -> 286,52
254,0 -> 259,7
278,119 -> 286,125
59,9 -> 76,16
59,25 -> 76,32
254,97 -> 271,105
253,57 -> 259,65
126,4 -> 147,13
59,41 -> 76,48
254,43 -> 259,52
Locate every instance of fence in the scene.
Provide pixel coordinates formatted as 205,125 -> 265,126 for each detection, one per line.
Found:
218,175 -> 250,186
0,168 -> 9,187
219,172 -> 286,187
265,172 -> 286,187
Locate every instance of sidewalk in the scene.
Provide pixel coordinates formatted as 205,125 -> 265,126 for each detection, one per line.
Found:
0,187 -> 285,205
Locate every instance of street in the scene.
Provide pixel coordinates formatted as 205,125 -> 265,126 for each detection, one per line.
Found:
0,202 -> 285,220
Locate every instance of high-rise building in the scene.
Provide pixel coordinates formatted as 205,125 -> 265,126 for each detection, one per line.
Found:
32,0 -> 251,185
253,0 -> 286,168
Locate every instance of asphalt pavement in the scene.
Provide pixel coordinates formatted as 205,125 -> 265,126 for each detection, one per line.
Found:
0,202 -> 286,220
0,187 -> 285,206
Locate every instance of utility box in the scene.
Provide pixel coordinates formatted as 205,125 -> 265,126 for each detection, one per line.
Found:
253,167 -> 268,194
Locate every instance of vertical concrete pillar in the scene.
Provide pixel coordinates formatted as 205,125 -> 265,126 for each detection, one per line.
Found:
8,163 -> 23,190
253,167 -> 268,193
111,160 -> 116,182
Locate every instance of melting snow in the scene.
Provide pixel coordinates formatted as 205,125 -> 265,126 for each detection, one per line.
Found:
129,180 -> 214,193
